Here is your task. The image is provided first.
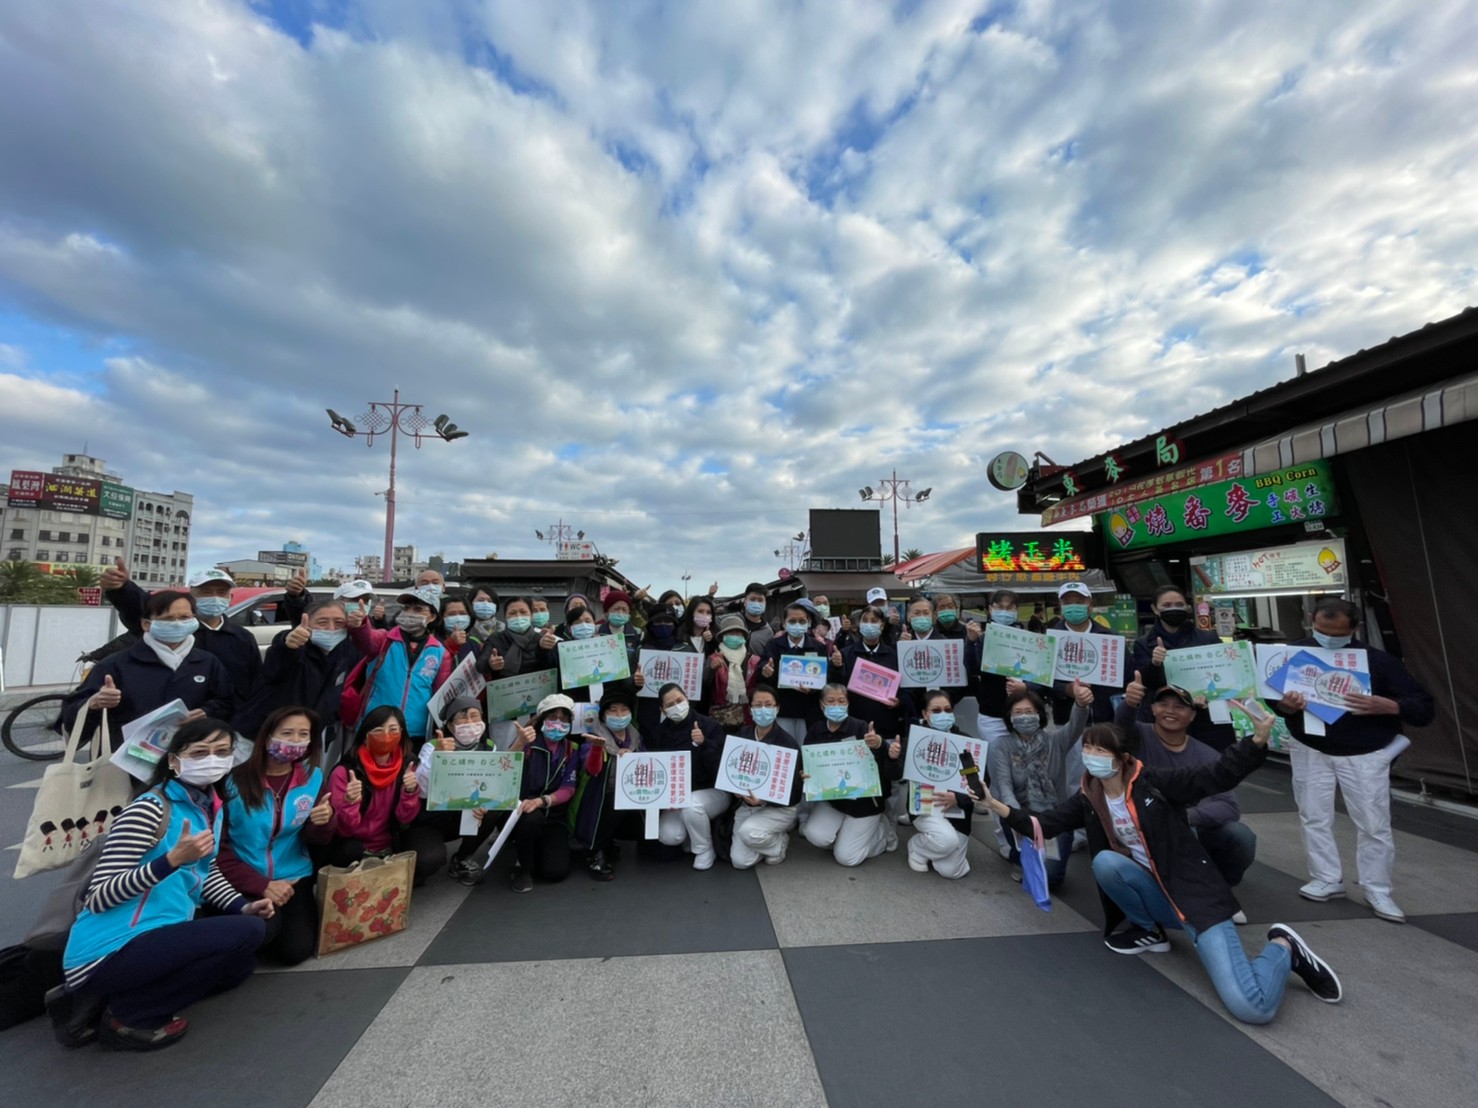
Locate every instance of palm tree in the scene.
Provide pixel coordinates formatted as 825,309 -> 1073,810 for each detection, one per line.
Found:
881,554 -> 896,567
901,548 -> 924,561
0,560 -> 46,603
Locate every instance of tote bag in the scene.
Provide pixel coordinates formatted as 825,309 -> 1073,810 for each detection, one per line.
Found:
1018,816 -> 1052,913
13,710 -> 134,879
314,851 -> 415,956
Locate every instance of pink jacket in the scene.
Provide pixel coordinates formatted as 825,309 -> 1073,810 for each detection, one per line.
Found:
327,763 -> 421,853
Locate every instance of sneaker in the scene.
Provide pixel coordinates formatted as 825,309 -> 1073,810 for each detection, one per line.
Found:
897,813 -> 912,826
98,1012 -> 189,1051
998,845 -> 1013,860
1268,924 -> 1342,1003
448,857 -> 484,887
1365,891 -> 1406,924
907,852 -> 929,874
510,867 -> 533,894
764,843 -> 788,866
693,852 -> 715,871
586,850 -> 615,882
1298,879 -> 1346,902
1231,910 -> 1248,925
44,985 -> 103,1049
1104,926 -> 1171,955
883,821 -> 899,853
1010,867 -> 1022,883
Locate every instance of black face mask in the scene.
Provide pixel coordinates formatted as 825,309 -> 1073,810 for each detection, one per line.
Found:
1158,608 -> 1191,629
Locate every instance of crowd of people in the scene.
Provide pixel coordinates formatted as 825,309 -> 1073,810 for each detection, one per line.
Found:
18,563 -> 1433,1050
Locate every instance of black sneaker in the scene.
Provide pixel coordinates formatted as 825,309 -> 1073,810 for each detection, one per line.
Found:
97,1012 -> 189,1051
510,866 -> 533,894
45,985 -> 103,1049
586,850 -> 615,882
1104,926 -> 1171,955
1269,924 -> 1342,1003
448,857 -> 484,887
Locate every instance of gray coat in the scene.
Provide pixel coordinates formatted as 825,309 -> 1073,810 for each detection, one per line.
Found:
987,703 -> 1089,811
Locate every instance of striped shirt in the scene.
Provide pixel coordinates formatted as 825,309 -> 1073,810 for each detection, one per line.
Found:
65,793 -> 247,989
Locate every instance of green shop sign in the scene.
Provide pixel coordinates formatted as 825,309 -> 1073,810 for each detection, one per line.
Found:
1098,460 -> 1338,551
99,482 -> 135,520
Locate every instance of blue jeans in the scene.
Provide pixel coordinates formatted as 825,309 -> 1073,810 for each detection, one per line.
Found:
1092,851 -> 1291,1025
1195,820 -> 1257,888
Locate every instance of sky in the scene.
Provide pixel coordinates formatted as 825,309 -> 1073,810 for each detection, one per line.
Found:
1,0 -> 1476,591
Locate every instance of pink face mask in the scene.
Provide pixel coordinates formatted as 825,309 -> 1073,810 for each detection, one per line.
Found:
693,614 -> 712,629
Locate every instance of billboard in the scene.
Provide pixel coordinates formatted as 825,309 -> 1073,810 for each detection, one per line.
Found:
100,482 -> 134,520
975,531 -> 1100,573
809,509 -> 882,561
8,470 -> 133,519
257,550 -> 310,567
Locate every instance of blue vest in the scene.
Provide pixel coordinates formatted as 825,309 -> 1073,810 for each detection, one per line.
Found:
361,632 -> 445,737
223,766 -> 323,884
64,780 -> 222,971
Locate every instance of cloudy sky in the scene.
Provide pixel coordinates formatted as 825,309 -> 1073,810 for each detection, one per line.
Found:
2,0 -> 1475,590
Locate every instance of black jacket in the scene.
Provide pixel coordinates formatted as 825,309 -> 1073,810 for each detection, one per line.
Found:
1046,618 -> 1123,724
827,641 -> 913,737
62,640 -> 234,744
1130,623 -> 1233,748
648,711 -> 727,791
1002,738 -> 1268,933
803,716 -> 900,819
760,634 -> 829,722
1275,636 -> 1434,756
738,724 -> 804,807
233,630 -> 359,740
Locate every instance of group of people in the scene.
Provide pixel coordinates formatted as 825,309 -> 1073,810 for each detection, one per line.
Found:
33,565 -> 1433,1049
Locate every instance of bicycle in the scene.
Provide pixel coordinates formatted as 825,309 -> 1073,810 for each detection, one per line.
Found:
1,636 -> 134,761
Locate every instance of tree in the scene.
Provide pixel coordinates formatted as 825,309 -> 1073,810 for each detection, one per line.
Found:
881,554 -> 896,567
0,560 -> 45,603
901,548 -> 924,561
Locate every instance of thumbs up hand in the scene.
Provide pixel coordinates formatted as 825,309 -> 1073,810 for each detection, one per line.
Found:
1072,677 -> 1095,708
309,794 -> 334,825
435,728 -> 454,752
168,819 -> 215,866
286,566 -> 308,596
344,770 -> 363,805
1152,637 -> 1168,667
486,647 -> 505,672
346,601 -> 367,629
864,721 -> 881,749
100,556 -> 130,591
762,657 -> 775,678
1124,670 -> 1146,708
90,674 -> 122,710
286,614 -> 312,649
691,722 -> 705,746
830,645 -> 844,666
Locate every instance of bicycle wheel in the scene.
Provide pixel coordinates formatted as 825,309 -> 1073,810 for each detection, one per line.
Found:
1,694 -> 69,761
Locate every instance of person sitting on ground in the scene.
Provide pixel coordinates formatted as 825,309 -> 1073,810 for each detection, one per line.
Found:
413,697 -> 501,887
801,683 -> 899,866
50,719 -> 275,1051
887,690 -> 975,879
506,695 -> 581,893
730,685 -> 803,869
974,717 -> 1344,1025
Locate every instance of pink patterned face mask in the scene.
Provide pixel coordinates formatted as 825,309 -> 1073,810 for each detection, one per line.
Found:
267,739 -> 310,763
693,614 -> 712,628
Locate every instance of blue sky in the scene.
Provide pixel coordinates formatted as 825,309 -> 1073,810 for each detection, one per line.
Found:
1,0 -> 1475,587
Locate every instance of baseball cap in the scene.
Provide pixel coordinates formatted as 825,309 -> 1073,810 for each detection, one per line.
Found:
866,587 -> 888,604
1057,581 -> 1093,599
189,568 -> 234,589
396,584 -> 442,609
1153,685 -> 1197,708
335,579 -> 376,600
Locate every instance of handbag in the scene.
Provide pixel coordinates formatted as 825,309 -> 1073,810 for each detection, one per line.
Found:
13,709 -> 135,879
314,851 -> 416,956
1018,816 -> 1052,913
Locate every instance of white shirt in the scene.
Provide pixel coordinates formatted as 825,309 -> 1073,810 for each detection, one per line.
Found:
1105,792 -> 1151,868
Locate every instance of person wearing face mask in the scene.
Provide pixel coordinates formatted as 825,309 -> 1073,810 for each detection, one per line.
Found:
96,562 -> 261,718
736,582 -> 777,655
827,605 -> 912,755
569,691 -> 647,881
810,595 -> 835,639
461,586 -> 502,662
885,691 -> 975,879
1129,586 -> 1228,744
976,717 -> 1347,1025
708,614 -> 764,728
49,719 -> 274,1051
506,695 -> 581,892
600,588 -> 644,684
986,684 -> 1092,888
217,709 -> 334,965
631,607 -> 696,732
1273,598 -> 1434,924
729,685 -> 804,869
233,600 -> 358,743
1046,582 -> 1123,725
964,589 -> 1043,745
62,591 -> 234,745
679,596 -> 721,711
436,593 -> 474,659
759,603 -> 829,742
555,594 -> 593,639
411,698 -> 500,886
801,684 -> 900,866
649,684 -> 730,870
343,584 -> 452,742
476,596 -> 561,750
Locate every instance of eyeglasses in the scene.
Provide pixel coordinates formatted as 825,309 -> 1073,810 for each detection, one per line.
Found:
178,743 -> 233,760
367,725 -> 403,737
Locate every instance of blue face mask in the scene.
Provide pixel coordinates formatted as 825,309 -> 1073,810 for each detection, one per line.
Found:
859,622 -> 883,641
507,616 -> 532,634
531,611 -> 550,629
745,601 -> 765,617
990,609 -> 1018,625
604,714 -> 631,732
910,616 -> 935,634
823,704 -> 849,723
928,712 -> 955,731
541,722 -> 571,740
814,605 -> 830,619
472,601 -> 497,620
608,612 -> 631,628
671,604 -> 685,621
195,596 -> 230,618
150,618 -> 198,644
1083,753 -> 1118,779
311,629 -> 347,652
750,706 -> 778,727
1061,604 -> 1090,625
785,622 -> 810,638
444,615 -> 471,632
937,610 -> 958,625
1312,630 -> 1352,650
571,623 -> 596,640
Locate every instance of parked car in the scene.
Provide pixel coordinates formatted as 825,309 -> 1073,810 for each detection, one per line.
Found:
226,587 -> 409,654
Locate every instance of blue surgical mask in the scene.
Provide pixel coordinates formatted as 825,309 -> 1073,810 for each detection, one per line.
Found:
745,601 -> 765,616
990,609 -> 1018,625
1083,753 -> 1118,779
1010,714 -> 1041,736
444,615 -> 471,632
722,634 -> 746,650
571,623 -> 596,640
1061,604 -> 1090,624
910,616 -> 934,634
814,604 -> 831,619
785,622 -> 810,638
195,596 -> 229,618
472,601 -> 497,620
928,712 -> 955,731
150,618 -> 198,644
608,612 -> 630,628
937,610 -> 958,625
311,629 -> 347,652
507,616 -> 533,634
671,604 -> 685,620
541,721 -> 571,740
750,706 -> 778,727
531,611 -> 550,628
823,705 -> 849,723
1313,630 -> 1352,650
859,622 -> 883,641
604,714 -> 631,732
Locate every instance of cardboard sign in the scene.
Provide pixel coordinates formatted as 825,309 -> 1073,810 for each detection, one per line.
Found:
614,751 -> 691,811
847,658 -> 901,704
714,735 -> 797,805
980,623 -> 1054,685
427,750 -> 522,812
638,649 -> 706,699
906,781 -> 966,821
901,724 -> 962,787
557,634 -> 632,689
801,741 -> 882,802
486,669 -> 558,721
777,654 -> 828,691
1047,630 -> 1127,688
897,639 -> 967,688
427,653 -> 489,727
1162,641 -> 1257,703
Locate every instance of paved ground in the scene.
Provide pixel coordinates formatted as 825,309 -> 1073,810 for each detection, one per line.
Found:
1,734 -> 1475,1107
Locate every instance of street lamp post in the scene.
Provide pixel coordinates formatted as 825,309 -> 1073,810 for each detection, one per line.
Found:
772,532 -> 808,571
326,389 -> 468,583
858,472 -> 932,564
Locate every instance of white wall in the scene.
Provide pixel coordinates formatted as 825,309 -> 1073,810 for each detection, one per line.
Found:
0,606 -> 126,689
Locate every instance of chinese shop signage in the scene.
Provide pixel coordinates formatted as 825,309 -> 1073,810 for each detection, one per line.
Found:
1099,460 -> 1339,551
975,531 -> 1100,574
1042,452 -> 1244,526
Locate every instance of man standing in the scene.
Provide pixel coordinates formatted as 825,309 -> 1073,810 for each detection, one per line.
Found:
1276,599 -> 1433,923
737,582 -> 776,655
1046,582 -> 1122,724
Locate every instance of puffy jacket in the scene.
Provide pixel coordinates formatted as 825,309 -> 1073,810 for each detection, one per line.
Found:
62,640 -> 233,744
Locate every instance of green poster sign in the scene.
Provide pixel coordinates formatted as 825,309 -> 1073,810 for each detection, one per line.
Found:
1098,460 -> 1338,552
99,482 -> 134,520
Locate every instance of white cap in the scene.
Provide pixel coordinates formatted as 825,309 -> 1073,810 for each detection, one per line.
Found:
865,587 -> 888,604
335,579 -> 376,600
189,568 -> 234,589
397,584 -> 443,609
1057,581 -> 1093,599
535,693 -> 577,718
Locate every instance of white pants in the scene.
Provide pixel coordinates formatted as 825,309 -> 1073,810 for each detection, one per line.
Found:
802,803 -> 886,867
658,789 -> 730,866
1291,741 -> 1395,896
731,804 -> 798,869
907,814 -> 971,879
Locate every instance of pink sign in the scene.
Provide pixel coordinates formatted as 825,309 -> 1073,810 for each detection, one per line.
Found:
847,658 -> 901,704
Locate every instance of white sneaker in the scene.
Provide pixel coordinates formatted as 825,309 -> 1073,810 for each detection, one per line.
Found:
692,852 -> 715,871
998,845 -> 1012,860
1298,879 -> 1346,902
907,852 -> 929,874
1231,910 -> 1248,925
882,821 -> 899,853
1365,891 -> 1406,923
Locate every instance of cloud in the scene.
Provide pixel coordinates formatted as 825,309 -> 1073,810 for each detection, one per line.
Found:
0,0 -> 1475,588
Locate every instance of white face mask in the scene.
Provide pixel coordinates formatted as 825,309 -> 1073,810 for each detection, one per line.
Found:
174,754 -> 234,788
665,701 -> 691,722
452,722 -> 484,749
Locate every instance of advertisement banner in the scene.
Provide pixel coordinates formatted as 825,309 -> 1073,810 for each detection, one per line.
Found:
1190,539 -> 1348,596
1042,452 -> 1245,526
99,481 -> 134,520
976,531 -> 1098,573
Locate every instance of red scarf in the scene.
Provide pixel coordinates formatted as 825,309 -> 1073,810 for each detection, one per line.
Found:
357,748 -> 404,792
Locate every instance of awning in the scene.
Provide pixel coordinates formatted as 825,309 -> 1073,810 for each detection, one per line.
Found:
1242,370 -> 1478,475
792,571 -> 906,597
908,564 -> 1119,596
893,546 -> 975,582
